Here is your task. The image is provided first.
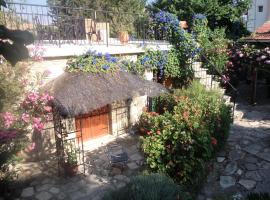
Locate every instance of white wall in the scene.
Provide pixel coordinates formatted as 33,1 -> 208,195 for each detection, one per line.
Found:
247,0 -> 270,32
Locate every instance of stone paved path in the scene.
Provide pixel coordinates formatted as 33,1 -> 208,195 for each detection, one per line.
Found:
198,104 -> 270,199
5,134 -> 144,200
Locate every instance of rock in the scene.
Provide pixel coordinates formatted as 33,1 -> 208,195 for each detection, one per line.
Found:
220,176 -> 236,189
35,191 -> 52,200
224,162 -> 238,175
217,157 -> 226,163
245,171 -> 262,181
21,187 -> 34,198
49,186 -> 60,194
237,169 -> 243,176
127,162 -> 140,170
239,179 -> 256,190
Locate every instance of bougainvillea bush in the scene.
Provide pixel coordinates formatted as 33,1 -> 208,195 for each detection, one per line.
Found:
140,82 -> 232,192
226,44 -> 270,88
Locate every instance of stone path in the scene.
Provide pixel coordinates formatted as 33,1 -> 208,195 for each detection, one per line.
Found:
198,104 -> 270,199
6,134 -> 144,200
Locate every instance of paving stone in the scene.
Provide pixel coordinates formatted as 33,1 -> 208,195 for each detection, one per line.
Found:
130,153 -> 143,161
61,182 -> 80,193
245,171 -> 262,181
243,144 -> 263,155
49,186 -> 60,194
110,167 -> 122,176
21,187 -> 34,198
42,177 -> 54,184
238,179 -> 256,190
244,156 -> 258,164
114,175 -> 128,182
69,190 -> 87,200
229,150 -> 244,161
36,183 -> 53,192
224,162 -> 238,175
245,163 -> 257,171
256,152 -> 270,162
217,157 -> 226,163
220,176 -> 236,189
35,191 -> 52,200
127,162 -> 140,170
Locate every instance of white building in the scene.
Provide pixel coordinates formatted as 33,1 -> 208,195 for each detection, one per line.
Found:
246,0 -> 270,32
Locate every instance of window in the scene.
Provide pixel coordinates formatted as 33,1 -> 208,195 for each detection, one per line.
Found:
258,6 -> 263,12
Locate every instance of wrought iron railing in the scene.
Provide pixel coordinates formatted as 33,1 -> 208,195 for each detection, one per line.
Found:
1,2 -> 168,46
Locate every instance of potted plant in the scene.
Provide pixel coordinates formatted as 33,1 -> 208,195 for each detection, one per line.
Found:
63,143 -> 78,176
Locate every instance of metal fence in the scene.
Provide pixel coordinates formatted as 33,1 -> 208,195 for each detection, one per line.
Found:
1,2 -> 168,46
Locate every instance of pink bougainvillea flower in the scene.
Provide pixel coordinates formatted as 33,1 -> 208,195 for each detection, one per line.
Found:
1,112 -> 16,128
147,131 -> 152,135
40,93 -> 54,102
21,113 -> 30,123
27,92 -> 39,102
33,117 -> 44,132
211,137 -> 218,146
44,106 -> 52,113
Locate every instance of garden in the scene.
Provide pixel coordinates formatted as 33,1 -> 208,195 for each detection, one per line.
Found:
1,0 -> 270,199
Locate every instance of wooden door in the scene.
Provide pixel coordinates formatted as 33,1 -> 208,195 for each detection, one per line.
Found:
75,106 -> 109,142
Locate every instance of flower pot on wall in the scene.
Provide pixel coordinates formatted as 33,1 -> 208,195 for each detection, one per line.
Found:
119,31 -> 129,44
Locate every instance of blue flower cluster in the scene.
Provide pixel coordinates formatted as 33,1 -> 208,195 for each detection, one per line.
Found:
154,11 -> 179,30
193,13 -> 207,20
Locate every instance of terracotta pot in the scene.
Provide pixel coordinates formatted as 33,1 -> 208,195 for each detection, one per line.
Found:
180,21 -> 188,29
63,163 -> 78,176
164,77 -> 173,88
139,127 -> 146,135
119,31 -> 129,44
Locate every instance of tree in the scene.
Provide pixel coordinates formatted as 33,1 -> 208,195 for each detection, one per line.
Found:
47,0 -> 148,37
150,0 -> 251,39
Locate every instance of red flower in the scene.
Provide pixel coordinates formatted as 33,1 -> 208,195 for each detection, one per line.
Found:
211,137 -> 218,146
147,131 -> 152,135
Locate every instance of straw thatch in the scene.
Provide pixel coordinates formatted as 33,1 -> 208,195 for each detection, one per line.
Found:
45,71 -> 167,117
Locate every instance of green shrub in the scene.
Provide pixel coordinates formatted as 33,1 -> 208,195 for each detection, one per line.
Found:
102,174 -> 191,200
247,193 -> 270,200
140,81 -> 232,191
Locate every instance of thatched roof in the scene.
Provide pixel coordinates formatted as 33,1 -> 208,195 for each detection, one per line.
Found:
45,71 -> 167,117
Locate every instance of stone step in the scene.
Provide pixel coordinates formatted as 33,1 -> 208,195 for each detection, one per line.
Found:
192,62 -> 203,71
194,70 -> 207,78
